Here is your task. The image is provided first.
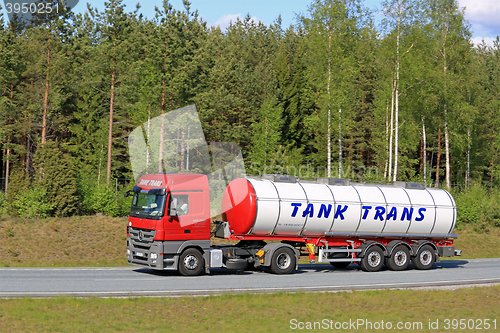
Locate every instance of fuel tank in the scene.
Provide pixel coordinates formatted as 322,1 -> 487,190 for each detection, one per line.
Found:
221,177 -> 456,237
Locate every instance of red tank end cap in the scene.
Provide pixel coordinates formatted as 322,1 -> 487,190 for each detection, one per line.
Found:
221,178 -> 257,235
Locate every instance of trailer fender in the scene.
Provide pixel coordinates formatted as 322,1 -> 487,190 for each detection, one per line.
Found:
386,240 -> 412,257
261,243 -> 300,270
358,241 -> 387,258
412,241 -> 439,262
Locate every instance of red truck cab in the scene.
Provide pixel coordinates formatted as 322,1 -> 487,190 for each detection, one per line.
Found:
127,173 -> 211,273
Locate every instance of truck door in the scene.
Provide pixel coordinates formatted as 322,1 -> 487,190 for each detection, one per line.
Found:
167,191 -> 210,240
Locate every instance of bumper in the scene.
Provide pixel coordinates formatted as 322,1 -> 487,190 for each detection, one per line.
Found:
127,238 -> 179,270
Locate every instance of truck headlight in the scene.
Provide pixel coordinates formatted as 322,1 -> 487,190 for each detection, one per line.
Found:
150,253 -> 158,260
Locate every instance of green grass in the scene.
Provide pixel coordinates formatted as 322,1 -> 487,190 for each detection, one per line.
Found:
0,216 -> 499,332
0,287 -> 499,332
453,224 -> 500,259
0,215 -> 128,267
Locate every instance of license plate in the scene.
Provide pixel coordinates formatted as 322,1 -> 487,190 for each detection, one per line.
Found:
135,252 -> 147,258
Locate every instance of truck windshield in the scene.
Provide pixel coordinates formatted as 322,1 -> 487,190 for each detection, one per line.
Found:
130,192 -> 166,218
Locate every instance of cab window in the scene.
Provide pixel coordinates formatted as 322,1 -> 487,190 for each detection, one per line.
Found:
174,195 -> 189,215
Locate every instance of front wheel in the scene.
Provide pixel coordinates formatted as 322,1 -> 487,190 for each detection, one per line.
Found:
179,248 -> 204,276
269,247 -> 296,275
360,246 -> 384,272
412,245 -> 435,270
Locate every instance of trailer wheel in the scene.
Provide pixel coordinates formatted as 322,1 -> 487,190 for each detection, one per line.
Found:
270,247 -> 296,275
360,246 -> 384,272
387,245 -> 410,271
179,248 -> 204,276
412,245 -> 435,270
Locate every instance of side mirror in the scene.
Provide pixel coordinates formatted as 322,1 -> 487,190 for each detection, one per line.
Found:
169,198 -> 178,217
124,190 -> 131,198
168,198 -> 178,222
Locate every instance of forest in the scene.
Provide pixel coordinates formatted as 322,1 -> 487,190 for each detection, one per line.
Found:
1,0 -> 500,218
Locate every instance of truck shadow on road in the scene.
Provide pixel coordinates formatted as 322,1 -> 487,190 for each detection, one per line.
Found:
432,259 -> 469,269
133,267 -> 276,277
133,260 -> 469,277
298,260 -> 469,273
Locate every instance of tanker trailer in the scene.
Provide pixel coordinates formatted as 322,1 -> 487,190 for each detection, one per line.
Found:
127,173 -> 460,276
218,175 -> 459,273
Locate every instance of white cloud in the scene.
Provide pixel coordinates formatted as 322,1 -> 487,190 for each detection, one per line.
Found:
471,36 -> 498,47
460,0 -> 500,35
460,0 -> 500,23
213,13 -> 262,31
214,14 -> 241,30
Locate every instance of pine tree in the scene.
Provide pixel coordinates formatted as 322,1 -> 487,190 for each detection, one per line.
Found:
275,27 -> 314,168
33,140 -> 79,216
249,99 -> 284,173
92,0 -> 138,184
195,14 -> 279,159
0,22 -> 22,195
5,169 -> 29,215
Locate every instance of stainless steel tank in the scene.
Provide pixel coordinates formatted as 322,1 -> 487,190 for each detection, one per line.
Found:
221,177 -> 456,237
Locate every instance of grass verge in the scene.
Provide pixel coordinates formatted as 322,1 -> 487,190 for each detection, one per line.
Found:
0,286 -> 499,332
0,216 -> 499,267
453,224 -> 500,259
0,215 -> 128,267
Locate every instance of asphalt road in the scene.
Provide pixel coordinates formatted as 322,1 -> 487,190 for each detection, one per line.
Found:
1,258 -> 499,297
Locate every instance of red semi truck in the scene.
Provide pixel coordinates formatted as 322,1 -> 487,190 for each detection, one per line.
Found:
126,172 -> 460,276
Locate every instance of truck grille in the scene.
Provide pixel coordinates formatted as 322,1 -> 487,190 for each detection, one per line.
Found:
128,227 -> 156,259
129,227 -> 156,243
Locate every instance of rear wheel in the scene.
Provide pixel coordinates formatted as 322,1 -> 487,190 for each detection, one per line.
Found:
360,246 -> 384,272
412,245 -> 435,270
270,247 -> 296,275
179,248 -> 204,276
387,245 -> 410,271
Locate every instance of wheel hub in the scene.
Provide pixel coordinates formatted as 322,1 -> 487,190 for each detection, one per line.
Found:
420,250 -> 432,265
276,253 -> 291,269
394,250 -> 407,266
368,251 -> 381,267
184,254 -> 199,270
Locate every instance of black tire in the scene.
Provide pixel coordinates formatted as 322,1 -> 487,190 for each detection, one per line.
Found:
360,246 -> 384,272
412,244 -> 435,270
328,252 -> 351,269
269,247 -> 296,275
330,261 -> 351,269
179,248 -> 204,276
386,245 -> 410,271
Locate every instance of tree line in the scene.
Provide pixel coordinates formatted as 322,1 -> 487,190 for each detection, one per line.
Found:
1,0 -> 500,217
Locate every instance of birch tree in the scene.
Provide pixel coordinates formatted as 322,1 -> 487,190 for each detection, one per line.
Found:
300,0 -> 366,177
425,0 -> 471,188
381,0 -> 420,181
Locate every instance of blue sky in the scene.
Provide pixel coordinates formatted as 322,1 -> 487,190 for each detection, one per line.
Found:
2,0 -> 499,45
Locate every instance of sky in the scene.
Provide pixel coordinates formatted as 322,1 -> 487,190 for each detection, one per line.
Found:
1,0 -> 499,46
